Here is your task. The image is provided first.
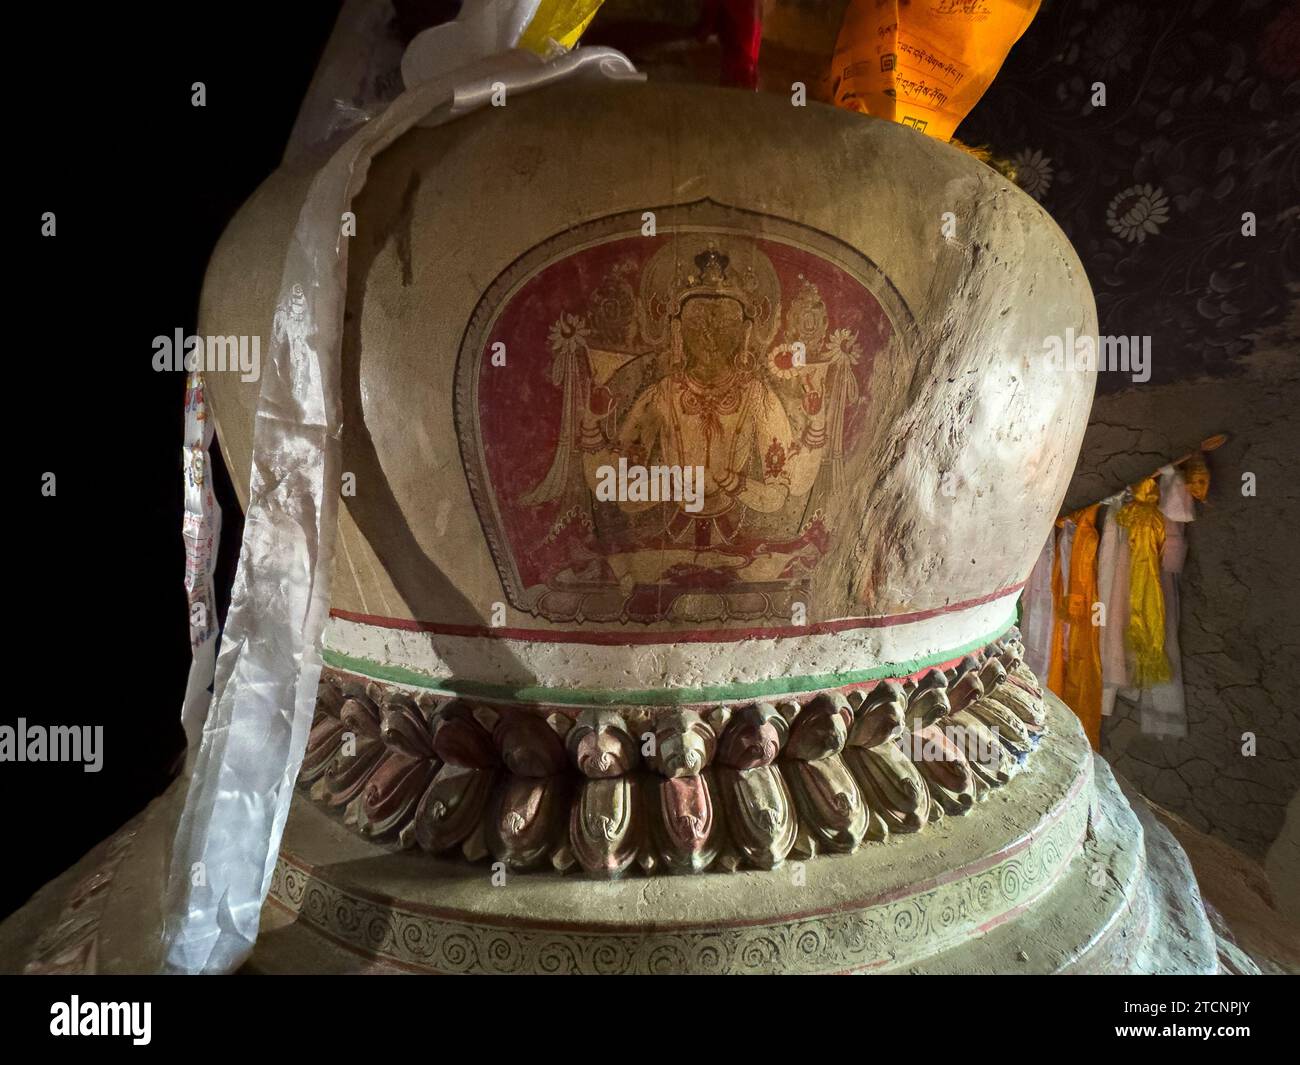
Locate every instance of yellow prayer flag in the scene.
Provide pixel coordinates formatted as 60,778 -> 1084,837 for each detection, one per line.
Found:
519,0 -> 607,56
1116,478 -> 1172,688
1061,504 -> 1103,749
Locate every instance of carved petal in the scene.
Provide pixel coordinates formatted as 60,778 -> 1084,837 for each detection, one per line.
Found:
716,703 -> 784,768
967,694 -> 1035,755
648,772 -> 717,873
323,733 -> 386,806
381,702 -> 439,761
997,635 -> 1025,671
903,725 -> 977,814
714,765 -> 796,869
570,775 -> 640,877
948,710 -> 1017,787
413,763 -> 497,853
487,774 -> 571,870
784,694 -> 852,760
1007,665 -> 1044,699
652,709 -> 716,778
432,701 -> 500,769
843,742 -> 929,832
494,708 -> 569,777
906,673 -> 951,729
339,696 -> 383,739
978,657 -> 1008,692
847,698 -> 905,750
315,673 -> 348,718
362,752 -> 439,836
781,753 -> 866,853
301,716 -> 348,783
860,679 -> 905,711
988,681 -> 1046,732
567,709 -> 639,778
947,669 -> 985,714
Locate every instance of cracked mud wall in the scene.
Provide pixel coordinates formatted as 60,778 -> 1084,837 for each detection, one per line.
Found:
1062,317 -> 1300,913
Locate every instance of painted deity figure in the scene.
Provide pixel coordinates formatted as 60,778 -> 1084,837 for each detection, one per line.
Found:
517,235 -> 865,611
579,247 -> 827,590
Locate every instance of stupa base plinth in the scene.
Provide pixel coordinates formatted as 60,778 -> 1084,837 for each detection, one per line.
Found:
0,696 -> 1216,975
246,695 -> 1215,975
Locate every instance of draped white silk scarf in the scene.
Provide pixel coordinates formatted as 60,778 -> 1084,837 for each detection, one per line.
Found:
1097,496 -> 1131,718
164,7 -> 638,973
1020,534 -> 1055,682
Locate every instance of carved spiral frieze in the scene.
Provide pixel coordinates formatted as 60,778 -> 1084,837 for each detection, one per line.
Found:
268,758 -> 1088,975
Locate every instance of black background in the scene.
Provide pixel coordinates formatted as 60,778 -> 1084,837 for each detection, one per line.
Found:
10,2 -> 345,918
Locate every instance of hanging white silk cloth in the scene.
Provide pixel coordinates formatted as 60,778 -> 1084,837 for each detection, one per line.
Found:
1158,462 -> 1196,523
1050,517 -> 1081,691
1140,465 -> 1195,736
1097,495 -> 1131,718
163,0 -> 639,974
179,374 -> 221,747
1020,532 -> 1055,681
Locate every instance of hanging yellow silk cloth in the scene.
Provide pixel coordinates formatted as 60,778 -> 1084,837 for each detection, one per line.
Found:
830,0 -> 1040,140
1060,504 -> 1103,748
1116,477 -> 1172,688
519,0 -> 607,54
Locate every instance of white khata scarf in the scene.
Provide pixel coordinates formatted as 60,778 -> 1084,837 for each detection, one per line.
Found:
1097,494 -> 1131,718
1021,533 -> 1055,681
164,0 -> 638,975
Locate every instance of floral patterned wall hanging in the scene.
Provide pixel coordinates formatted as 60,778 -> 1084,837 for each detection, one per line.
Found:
959,0 -> 1298,392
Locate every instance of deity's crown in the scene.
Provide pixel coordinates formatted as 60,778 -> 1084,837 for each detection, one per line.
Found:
693,247 -> 729,284
676,241 -> 759,315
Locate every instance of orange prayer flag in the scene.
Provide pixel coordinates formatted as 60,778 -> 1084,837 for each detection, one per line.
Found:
1060,504 -> 1103,749
831,0 -> 1040,141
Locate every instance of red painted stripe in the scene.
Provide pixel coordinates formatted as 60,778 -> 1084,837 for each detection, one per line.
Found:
330,582 -> 1025,646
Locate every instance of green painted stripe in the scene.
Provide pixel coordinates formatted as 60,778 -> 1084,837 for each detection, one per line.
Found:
320,613 -> 1015,706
